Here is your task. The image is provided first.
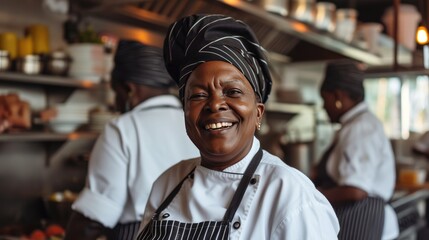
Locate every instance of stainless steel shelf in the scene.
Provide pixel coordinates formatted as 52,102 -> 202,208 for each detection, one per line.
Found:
216,0 -> 382,65
0,72 -> 98,89
80,0 -> 386,65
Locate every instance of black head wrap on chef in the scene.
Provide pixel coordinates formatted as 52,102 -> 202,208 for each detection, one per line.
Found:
111,39 -> 175,88
164,14 -> 272,103
321,59 -> 365,101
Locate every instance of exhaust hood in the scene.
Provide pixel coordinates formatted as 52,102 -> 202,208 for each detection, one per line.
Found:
75,0 -> 411,66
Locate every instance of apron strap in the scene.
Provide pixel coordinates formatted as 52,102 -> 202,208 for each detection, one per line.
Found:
223,147 -> 263,223
152,147 -> 263,224
152,167 -> 196,220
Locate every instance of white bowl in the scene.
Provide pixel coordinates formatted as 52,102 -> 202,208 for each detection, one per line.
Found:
49,121 -> 83,133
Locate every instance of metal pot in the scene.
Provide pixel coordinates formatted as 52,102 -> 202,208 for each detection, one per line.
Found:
0,50 -> 11,72
16,55 -> 42,74
290,0 -> 316,24
46,50 -> 71,76
247,0 -> 289,16
314,2 -> 336,32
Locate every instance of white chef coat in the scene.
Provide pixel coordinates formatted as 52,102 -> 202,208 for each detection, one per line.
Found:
140,137 -> 340,240
326,102 -> 399,240
72,95 -> 200,228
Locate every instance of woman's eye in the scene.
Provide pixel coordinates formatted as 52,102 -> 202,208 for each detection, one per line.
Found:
188,93 -> 207,100
225,88 -> 243,96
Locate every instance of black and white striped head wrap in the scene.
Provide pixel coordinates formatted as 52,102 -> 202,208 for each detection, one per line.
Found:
164,14 -> 272,103
111,39 -> 175,88
321,59 -> 365,101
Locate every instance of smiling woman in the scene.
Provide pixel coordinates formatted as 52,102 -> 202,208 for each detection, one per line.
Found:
136,14 -> 340,240
185,61 -> 264,170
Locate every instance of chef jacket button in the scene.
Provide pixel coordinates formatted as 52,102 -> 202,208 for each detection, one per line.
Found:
162,213 -> 170,219
189,173 -> 194,179
233,221 -> 240,229
250,178 -> 257,185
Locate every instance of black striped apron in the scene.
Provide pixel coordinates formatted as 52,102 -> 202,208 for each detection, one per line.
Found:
137,148 -> 263,240
314,110 -> 385,240
111,102 -> 183,240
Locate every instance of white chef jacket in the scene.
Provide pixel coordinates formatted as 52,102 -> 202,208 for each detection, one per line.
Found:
140,137 -> 340,240
72,95 -> 200,228
326,102 -> 399,239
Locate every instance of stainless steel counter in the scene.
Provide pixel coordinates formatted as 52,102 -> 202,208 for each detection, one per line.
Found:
391,189 -> 429,240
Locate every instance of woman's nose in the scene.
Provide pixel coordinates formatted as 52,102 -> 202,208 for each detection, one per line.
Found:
204,94 -> 228,112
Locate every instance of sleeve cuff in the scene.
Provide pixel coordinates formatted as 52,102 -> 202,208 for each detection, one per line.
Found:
339,176 -> 371,193
72,188 -> 123,228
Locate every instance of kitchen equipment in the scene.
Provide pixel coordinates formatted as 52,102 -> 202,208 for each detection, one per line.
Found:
314,2 -> 336,32
249,0 -> 289,16
44,190 -> 77,227
382,4 -> 421,50
0,32 -> 18,60
88,107 -> 119,132
17,36 -> 33,58
0,50 -> 11,71
68,43 -> 105,82
398,167 -> 427,186
16,54 -> 42,74
289,0 -> 316,24
280,140 -> 313,176
334,8 -> 358,42
358,22 -> 383,54
25,24 -> 50,55
46,50 -> 71,76
48,103 -> 90,133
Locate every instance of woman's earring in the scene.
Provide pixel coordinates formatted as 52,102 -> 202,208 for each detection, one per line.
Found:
257,122 -> 261,130
335,100 -> 342,109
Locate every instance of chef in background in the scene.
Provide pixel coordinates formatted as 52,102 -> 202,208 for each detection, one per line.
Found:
65,39 -> 199,240
312,59 -> 398,240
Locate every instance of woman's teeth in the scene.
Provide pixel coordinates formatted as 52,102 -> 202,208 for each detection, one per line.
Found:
205,122 -> 233,130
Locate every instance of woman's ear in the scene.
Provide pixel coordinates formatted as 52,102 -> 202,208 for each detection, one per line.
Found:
333,89 -> 343,102
256,102 -> 265,129
126,82 -> 136,96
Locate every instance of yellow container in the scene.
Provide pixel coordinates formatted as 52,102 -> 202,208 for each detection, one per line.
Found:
398,168 -> 426,186
17,37 -> 33,57
0,32 -> 18,59
26,24 -> 50,55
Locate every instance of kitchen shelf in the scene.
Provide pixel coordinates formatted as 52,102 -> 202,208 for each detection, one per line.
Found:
80,0 -> 390,65
0,72 -> 98,89
0,131 -> 99,142
365,67 -> 429,79
216,0 -> 382,65
0,131 -> 99,166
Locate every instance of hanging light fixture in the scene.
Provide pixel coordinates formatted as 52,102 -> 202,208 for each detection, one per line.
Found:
416,25 -> 429,68
416,25 -> 429,45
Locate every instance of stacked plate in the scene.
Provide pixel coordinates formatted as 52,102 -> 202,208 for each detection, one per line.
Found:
88,108 -> 119,132
48,104 -> 89,133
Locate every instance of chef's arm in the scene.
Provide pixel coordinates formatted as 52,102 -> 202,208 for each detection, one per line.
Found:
318,186 -> 368,207
65,210 -> 113,240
